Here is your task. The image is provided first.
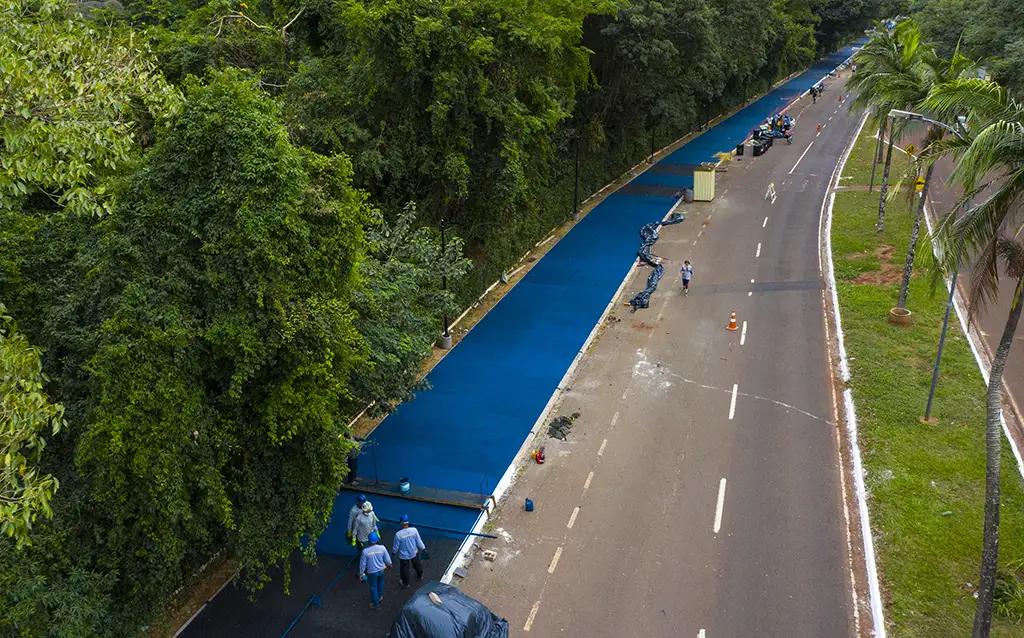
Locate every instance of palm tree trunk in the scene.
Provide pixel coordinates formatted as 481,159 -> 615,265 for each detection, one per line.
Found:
876,134 -> 895,233
897,163 -> 934,308
973,274 -> 1024,638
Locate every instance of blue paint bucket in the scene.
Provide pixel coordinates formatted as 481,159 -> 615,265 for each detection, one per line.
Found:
525,498 -> 534,512
399,477 -> 410,492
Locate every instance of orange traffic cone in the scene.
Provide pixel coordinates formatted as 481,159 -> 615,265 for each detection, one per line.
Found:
817,122 -> 822,133
727,312 -> 739,331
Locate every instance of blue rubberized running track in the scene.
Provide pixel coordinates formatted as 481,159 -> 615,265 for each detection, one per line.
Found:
318,41 -> 865,549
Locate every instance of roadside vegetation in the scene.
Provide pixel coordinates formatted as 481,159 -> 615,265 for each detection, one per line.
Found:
831,167 -> 1024,635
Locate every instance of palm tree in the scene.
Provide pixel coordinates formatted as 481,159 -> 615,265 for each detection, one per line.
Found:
848,20 -> 928,233
893,47 -> 975,310
925,77 -> 1024,638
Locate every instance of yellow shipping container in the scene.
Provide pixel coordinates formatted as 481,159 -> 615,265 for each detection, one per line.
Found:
693,165 -> 716,201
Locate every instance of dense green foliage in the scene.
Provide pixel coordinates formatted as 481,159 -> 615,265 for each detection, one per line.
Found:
134,0 -> 884,299
1,0 -> 886,634
0,305 -> 65,549
910,0 -> 1024,96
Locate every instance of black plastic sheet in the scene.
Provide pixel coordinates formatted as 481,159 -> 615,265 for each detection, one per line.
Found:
388,581 -> 509,638
629,212 -> 686,311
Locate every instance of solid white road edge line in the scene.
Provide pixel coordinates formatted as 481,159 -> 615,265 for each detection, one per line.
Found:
822,108 -> 886,638
713,478 -> 727,533
790,140 -> 815,175
440,201 -> 686,583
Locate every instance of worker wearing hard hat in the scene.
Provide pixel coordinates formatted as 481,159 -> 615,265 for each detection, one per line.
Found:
392,514 -> 427,587
359,530 -> 392,611
347,494 -> 367,542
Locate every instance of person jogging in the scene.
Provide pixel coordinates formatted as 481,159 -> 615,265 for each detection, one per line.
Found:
680,260 -> 693,296
392,514 -> 426,587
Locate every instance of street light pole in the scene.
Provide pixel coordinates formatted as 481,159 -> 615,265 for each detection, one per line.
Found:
924,208 -> 965,421
573,132 -> 580,222
888,109 -> 970,421
869,107 -> 881,192
440,219 -> 452,350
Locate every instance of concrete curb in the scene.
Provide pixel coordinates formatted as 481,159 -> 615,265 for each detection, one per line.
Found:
440,200 -> 687,584
821,109 -> 887,638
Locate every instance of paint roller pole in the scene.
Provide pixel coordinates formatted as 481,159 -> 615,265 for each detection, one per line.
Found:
440,219 -> 452,350
370,439 -> 380,486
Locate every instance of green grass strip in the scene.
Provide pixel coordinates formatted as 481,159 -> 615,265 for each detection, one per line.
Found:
833,138 -> 1024,635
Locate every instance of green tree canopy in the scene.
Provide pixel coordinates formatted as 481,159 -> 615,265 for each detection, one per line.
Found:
0,0 -> 182,217
0,305 -> 64,548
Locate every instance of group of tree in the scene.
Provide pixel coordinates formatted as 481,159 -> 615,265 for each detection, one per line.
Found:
850,16 -> 1024,638
1,0 -> 886,634
899,0 -> 1024,97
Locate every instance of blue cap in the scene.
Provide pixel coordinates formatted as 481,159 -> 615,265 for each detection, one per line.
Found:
368,531 -> 380,544
400,514 -> 410,524
357,494 -> 367,505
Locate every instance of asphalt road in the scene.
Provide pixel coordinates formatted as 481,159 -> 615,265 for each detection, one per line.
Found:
461,82 -> 863,637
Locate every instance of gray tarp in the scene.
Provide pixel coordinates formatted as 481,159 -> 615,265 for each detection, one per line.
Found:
387,581 -> 509,638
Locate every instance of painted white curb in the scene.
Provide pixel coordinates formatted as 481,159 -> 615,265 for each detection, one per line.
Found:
440,199 -> 687,583
822,109 -> 887,638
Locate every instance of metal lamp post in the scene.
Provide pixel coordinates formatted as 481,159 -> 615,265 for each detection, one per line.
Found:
440,219 -> 453,350
573,132 -> 580,222
887,110 -> 968,421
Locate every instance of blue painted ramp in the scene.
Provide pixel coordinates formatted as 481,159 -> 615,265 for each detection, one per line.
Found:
317,40 -> 865,549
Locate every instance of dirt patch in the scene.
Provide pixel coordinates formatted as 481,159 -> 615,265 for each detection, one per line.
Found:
852,245 -> 903,286
632,321 -> 656,330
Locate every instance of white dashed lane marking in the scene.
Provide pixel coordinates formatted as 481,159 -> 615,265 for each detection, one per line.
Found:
548,547 -> 563,573
714,478 -> 727,533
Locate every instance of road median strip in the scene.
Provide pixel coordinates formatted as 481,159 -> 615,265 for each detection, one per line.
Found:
831,122 -> 1024,635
